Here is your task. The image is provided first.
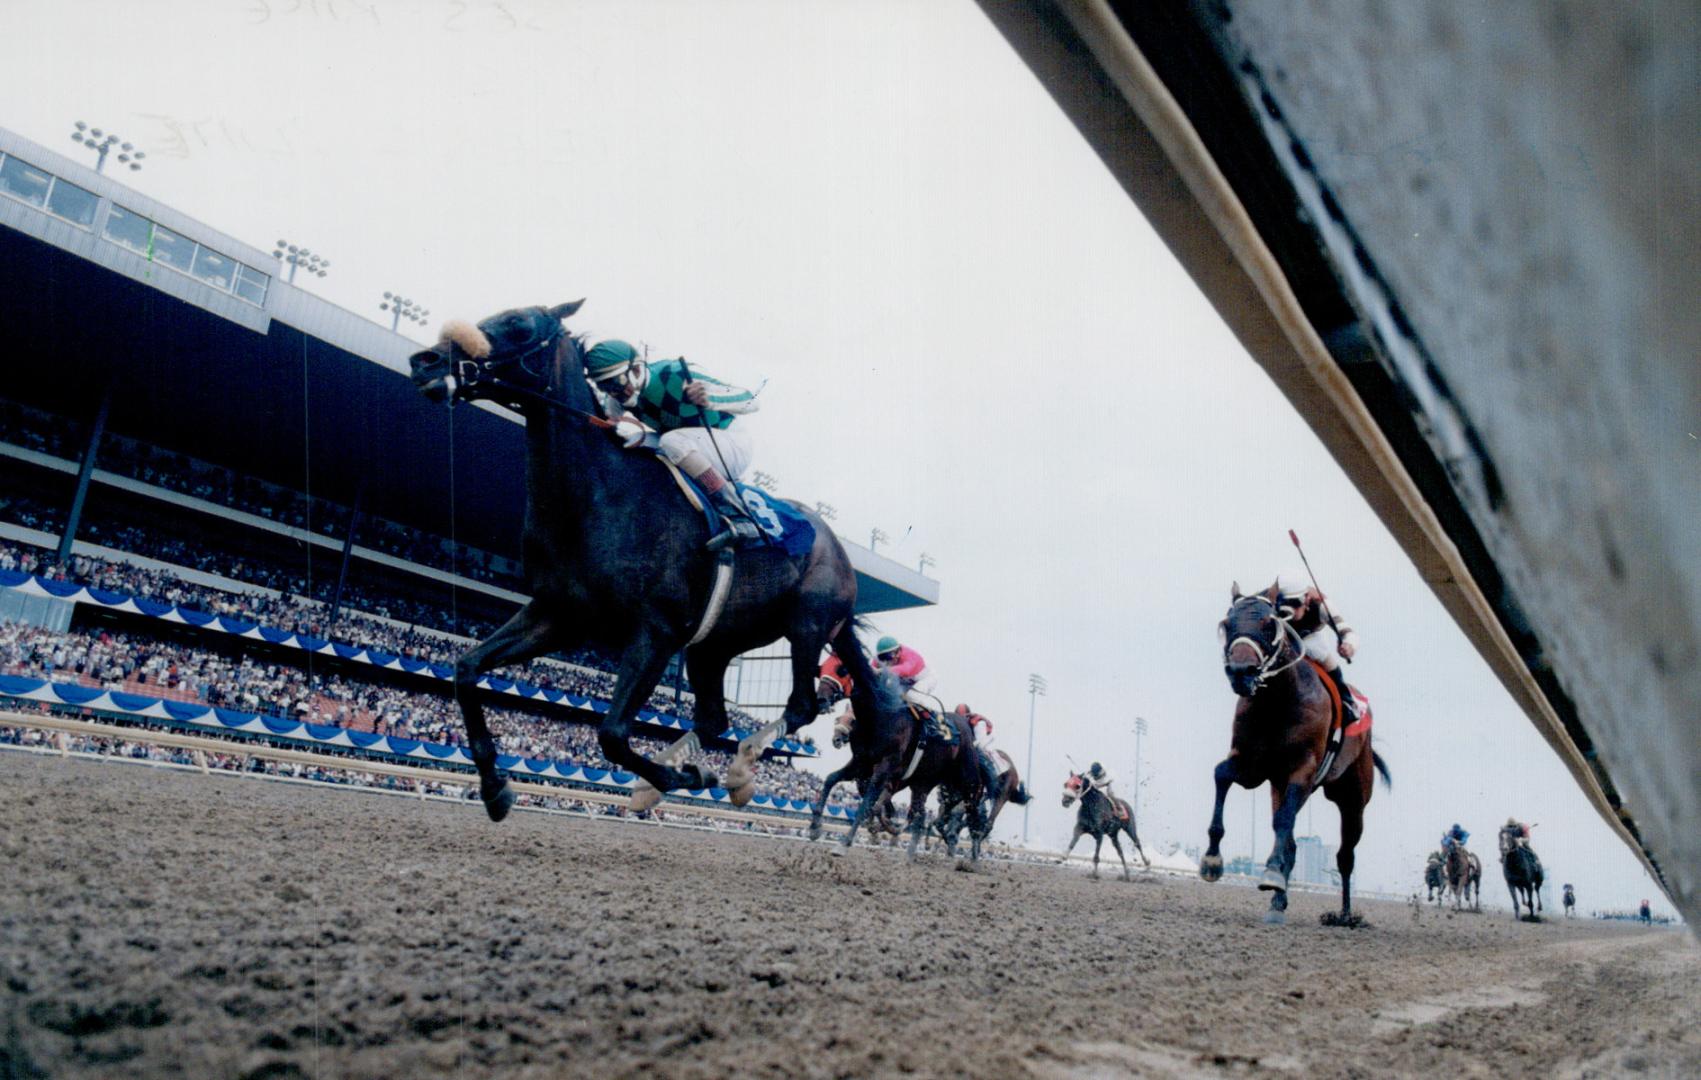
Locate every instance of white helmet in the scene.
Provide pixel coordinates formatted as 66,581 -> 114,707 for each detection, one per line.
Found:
1274,570 -> 1309,598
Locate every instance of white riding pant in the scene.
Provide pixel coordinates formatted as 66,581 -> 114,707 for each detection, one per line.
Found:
900,671 -> 938,713
1300,626 -> 1341,671
658,426 -> 753,482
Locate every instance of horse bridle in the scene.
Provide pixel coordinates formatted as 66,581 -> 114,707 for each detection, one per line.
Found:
1223,595 -> 1307,689
446,322 -> 614,430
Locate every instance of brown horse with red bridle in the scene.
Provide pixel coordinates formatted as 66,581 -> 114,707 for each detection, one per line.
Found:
1202,584 -> 1390,925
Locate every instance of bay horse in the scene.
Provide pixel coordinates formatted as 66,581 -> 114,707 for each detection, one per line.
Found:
808,651 -> 986,861
1424,852 -> 1447,905
1562,884 -> 1576,917
409,301 -> 859,820
1445,843 -> 1482,911
1203,585 -> 1391,925
936,749 -> 1028,856
1060,773 -> 1149,880
1499,824 -> 1545,920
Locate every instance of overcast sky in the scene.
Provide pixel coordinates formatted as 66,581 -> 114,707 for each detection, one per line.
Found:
0,0 -> 1672,916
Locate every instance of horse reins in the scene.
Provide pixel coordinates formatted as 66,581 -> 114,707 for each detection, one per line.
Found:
1224,596 -> 1307,688
451,327 -> 617,432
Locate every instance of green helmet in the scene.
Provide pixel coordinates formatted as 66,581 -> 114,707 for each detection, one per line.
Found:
875,636 -> 900,656
586,339 -> 639,380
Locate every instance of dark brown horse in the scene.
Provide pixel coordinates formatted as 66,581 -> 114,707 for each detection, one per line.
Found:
409,301 -> 858,820
1445,844 -> 1482,911
1499,824 -> 1545,920
1424,852 -> 1447,905
1202,585 -> 1390,925
936,749 -> 1028,856
808,651 -> 985,861
1061,773 -> 1148,880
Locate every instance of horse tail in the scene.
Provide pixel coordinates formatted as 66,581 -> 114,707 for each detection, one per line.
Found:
1371,750 -> 1392,790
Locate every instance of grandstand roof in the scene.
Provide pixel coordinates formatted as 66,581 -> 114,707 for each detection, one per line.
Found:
0,126 -> 937,615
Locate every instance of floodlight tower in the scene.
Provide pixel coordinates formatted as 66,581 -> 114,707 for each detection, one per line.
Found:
1023,672 -> 1047,844
70,121 -> 144,173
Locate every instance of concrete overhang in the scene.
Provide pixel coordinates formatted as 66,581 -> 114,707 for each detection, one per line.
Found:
977,1 -> 1698,921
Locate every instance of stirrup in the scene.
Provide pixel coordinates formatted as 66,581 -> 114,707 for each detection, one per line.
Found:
705,517 -> 760,551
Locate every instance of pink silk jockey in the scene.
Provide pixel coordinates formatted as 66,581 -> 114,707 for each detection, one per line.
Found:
875,644 -> 927,683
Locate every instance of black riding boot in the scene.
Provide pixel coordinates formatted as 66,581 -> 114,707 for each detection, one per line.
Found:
706,485 -> 762,550
1327,666 -> 1358,721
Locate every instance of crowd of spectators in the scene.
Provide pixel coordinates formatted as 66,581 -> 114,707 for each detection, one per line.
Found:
0,400 -> 524,590
0,620 -> 848,807
0,536 -> 774,731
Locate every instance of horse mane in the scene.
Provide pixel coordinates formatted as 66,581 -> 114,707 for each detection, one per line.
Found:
830,618 -> 904,722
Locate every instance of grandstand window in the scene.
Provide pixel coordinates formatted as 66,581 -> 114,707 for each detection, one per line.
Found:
149,224 -> 196,273
0,154 -> 51,208
190,245 -> 237,290
103,204 -> 153,254
44,176 -> 98,227
233,263 -> 270,306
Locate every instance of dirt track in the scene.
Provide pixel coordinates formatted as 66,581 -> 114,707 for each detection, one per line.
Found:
1,754 -> 1695,1079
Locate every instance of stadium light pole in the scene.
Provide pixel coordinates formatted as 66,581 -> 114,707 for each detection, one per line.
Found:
918,552 -> 936,575
1023,672 -> 1046,845
1133,716 -> 1147,826
814,502 -> 837,522
869,527 -> 889,554
271,240 -> 330,284
750,470 -> 779,492
381,292 -> 430,332
70,121 -> 144,174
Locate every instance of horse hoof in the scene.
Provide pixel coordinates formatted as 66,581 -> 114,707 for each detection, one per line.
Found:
830,843 -> 849,859
628,783 -> 664,813
1199,855 -> 1224,883
1259,867 -> 1288,892
724,760 -> 753,793
727,781 -> 756,807
1263,909 -> 1287,926
483,783 -> 516,823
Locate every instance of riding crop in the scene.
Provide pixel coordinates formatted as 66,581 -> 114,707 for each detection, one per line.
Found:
1288,528 -> 1349,664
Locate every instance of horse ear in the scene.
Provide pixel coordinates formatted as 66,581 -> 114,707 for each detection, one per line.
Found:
549,299 -> 585,320
1230,581 -> 1242,600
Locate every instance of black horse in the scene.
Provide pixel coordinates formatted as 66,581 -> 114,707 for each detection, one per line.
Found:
1424,852 -> 1447,905
935,750 -> 1028,857
1205,586 -> 1391,926
1562,883 -> 1576,917
1060,773 -> 1148,880
409,301 -> 859,820
1499,824 -> 1545,920
809,653 -> 986,861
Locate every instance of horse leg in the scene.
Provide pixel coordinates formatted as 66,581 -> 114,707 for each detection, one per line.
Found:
1261,781 -> 1307,895
1200,757 -> 1239,882
597,627 -> 700,799
726,636 -> 822,799
451,602 -> 565,822
964,778 -> 986,863
1060,826 -> 1085,864
904,784 -> 935,861
838,763 -> 895,855
1108,832 -> 1130,881
1326,794 -> 1365,927
682,643 -> 762,805
1125,819 -> 1150,869
1091,834 -> 1104,880
809,762 -> 859,841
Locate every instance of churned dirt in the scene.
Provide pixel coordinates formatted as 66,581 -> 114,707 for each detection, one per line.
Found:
1,754 -> 1696,1079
